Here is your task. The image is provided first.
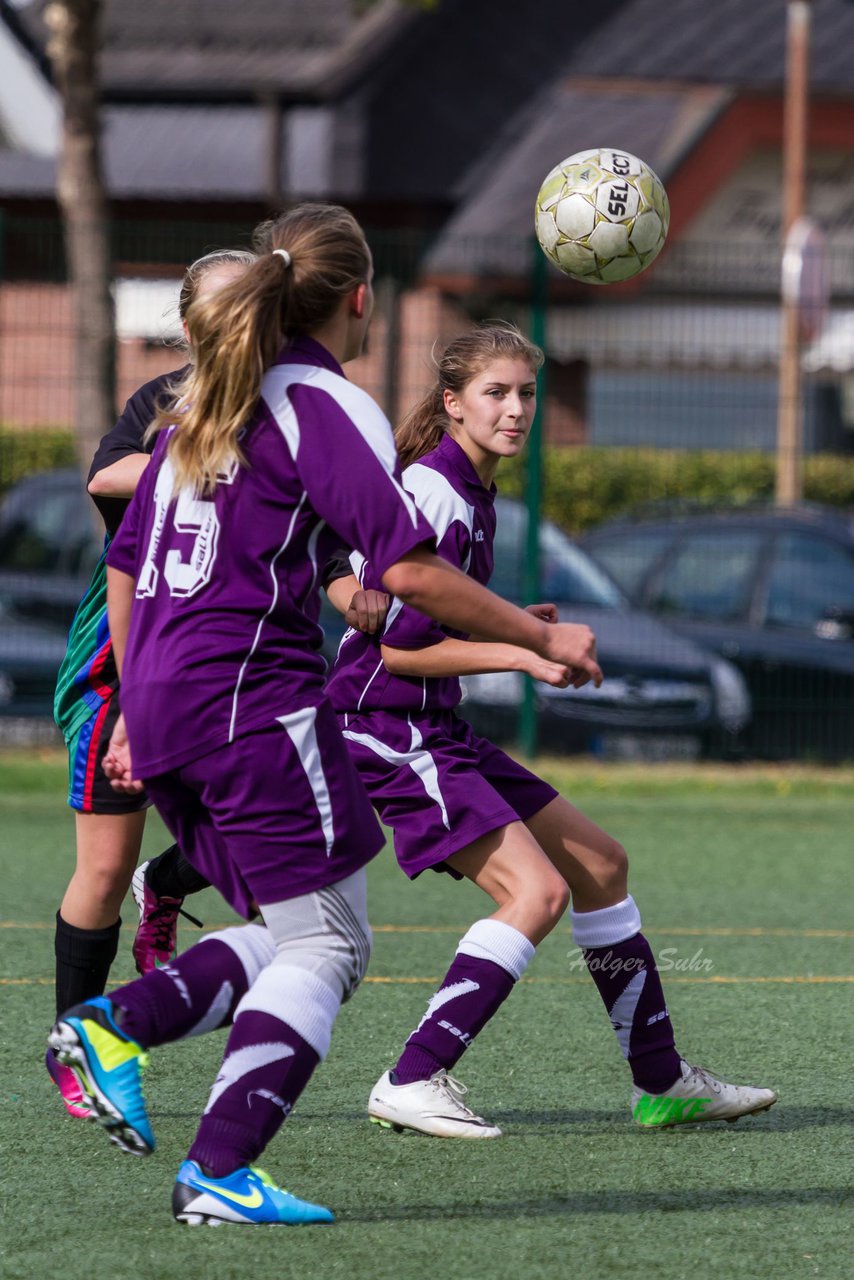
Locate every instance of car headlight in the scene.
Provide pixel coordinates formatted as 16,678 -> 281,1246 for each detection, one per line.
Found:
459,671 -> 523,707
709,658 -> 751,732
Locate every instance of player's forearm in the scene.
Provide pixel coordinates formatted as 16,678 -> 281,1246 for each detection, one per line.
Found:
381,637 -> 530,678
383,548 -> 601,685
324,573 -> 360,616
106,566 -> 135,677
382,550 -> 549,652
88,453 -> 149,499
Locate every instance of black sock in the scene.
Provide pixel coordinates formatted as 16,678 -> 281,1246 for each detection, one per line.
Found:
145,843 -> 209,899
54,912 -> 121,1018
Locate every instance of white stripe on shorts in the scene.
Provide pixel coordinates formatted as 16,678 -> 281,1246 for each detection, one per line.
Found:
276,705 -> 335,855
343,715 -> 450,830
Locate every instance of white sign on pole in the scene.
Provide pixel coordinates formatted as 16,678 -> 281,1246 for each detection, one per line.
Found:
782,216 -> 830,343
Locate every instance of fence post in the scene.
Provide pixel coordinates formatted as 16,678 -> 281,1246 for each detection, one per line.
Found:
775,0 -> 812,505
518,237 -> 549,757
380,275 -> 401,427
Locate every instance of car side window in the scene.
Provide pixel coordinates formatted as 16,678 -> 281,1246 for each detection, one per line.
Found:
763,532 -> 854,632
0,485 -> 100,576
491,501 -> 623,607
490,504 -> 525,600
0,506 -> 68,572
585,530 -> 671,600
650,530 -> 762,622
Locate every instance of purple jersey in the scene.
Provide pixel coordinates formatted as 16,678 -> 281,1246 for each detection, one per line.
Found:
107,337 -> 435,776
325,433 -> 496,715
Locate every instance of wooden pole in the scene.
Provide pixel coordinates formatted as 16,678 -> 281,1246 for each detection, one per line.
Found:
518,238 -> 549,757
45,0 -> 115,471
775,0 -> 812,507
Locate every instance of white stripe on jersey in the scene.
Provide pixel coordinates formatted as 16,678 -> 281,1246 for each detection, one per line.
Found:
356,659 -> 385,711
403,463 -> 475,573
343,715 -> 450,830
350,549 -> 366,582
306,517 -> 326,596
276,705 -> 336,855
263,364 -> 421,529
228,490 -> 309,742
382,595 -> 405,635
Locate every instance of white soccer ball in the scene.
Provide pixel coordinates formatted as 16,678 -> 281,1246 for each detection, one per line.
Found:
535,148 -> 670,284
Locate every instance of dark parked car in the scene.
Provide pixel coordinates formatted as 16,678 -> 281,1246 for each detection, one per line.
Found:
0,472 -> 757,761
0,468 -> 103,716
463,498 -> 751,758
323,497 -> 752,760
579,504 -> 854,761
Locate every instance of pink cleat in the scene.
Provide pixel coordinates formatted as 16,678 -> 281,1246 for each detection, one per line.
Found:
45,1048 -> 93,1119
131,861 -> 184,974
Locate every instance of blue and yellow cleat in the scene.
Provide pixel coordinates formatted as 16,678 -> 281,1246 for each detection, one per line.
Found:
48,995 -> 154,1156
172,1161 -> 335,1226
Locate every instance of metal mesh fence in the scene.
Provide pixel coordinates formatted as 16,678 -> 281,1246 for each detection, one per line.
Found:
1,213 -> 853,760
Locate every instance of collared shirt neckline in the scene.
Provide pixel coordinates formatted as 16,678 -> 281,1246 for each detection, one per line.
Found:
434,432 -> 496,497
274,334 -> 344,377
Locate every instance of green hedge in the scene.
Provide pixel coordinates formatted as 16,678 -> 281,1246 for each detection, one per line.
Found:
2,430 -> 854,534
500,447 -> 854,534
0,428 -> 78,494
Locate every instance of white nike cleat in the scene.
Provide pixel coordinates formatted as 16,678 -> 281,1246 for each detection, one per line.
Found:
368,1069 -> 502,1139
632,1059 -> 778,1128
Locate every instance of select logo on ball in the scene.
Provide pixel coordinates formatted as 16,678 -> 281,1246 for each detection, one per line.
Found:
534,147 -> 670,284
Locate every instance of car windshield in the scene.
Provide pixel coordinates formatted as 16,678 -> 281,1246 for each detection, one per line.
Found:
491,498 -> 625,608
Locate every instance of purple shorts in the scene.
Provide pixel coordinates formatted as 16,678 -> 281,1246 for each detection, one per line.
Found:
339,709 -> 558,879
144,700 -> 384,919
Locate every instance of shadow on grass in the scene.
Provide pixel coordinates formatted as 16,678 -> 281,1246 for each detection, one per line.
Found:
492,1105 -> 854,1132
283,1104 -> 853,1133
339,1186 -> 852,1223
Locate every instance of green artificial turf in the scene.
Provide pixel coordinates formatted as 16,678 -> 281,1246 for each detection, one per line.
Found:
1,752 -> 852,1279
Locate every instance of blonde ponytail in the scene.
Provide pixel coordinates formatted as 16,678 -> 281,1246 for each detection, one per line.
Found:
151,203 -> 372,495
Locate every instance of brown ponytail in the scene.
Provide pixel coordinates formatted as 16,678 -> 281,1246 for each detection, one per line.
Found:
394,321 -> 544,470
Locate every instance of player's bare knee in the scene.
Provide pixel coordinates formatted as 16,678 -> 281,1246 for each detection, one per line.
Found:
523,870 -> 570,931
600,837 -> 629,895
81,861 -> 130,912
545,877 -> 572,924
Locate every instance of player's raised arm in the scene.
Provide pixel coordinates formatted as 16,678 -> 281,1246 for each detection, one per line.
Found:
382,548 -> 601,687
380,635 -> 570,688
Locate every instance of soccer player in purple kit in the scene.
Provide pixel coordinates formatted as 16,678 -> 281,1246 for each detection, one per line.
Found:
46,249 -> 255,1120
48,205 -> 603,1226
325,321 -> 777,1139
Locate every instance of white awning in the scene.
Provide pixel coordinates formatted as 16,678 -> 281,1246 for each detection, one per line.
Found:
803,310 -> 854,374
546,303 -> 854,375
114,278 -> 182,343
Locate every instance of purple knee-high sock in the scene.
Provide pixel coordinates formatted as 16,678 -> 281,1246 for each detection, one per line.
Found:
394,919 -> 535,1085
188,1010 -> 319,1177
572,897 -> 681,1094
109,926 -> 274,1047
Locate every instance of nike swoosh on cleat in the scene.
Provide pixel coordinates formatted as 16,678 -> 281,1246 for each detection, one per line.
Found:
189,1179 -> 264,1209
425,1114 -> 491,1127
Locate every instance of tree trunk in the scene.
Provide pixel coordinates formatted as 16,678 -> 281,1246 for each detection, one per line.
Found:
44,0 -> 114,469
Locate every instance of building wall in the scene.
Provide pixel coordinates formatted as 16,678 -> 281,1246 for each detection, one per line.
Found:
0,281 -> 481,436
